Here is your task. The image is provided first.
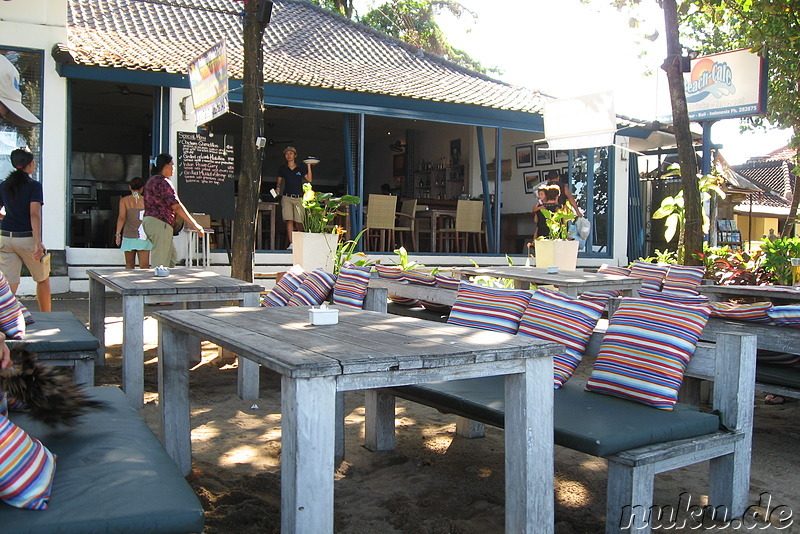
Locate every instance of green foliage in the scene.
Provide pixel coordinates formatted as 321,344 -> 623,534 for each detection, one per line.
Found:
635,249 -> 679,265
697,245 -> 770,285
539,205 -> 577,241
760,237 -> 800,285
301,183 -> 361,234
333,229 -> 374,275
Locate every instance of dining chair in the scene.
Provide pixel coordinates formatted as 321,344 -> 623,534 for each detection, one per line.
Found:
365,194 -> 398,251
186,213 -> 214,266
437,200 -> 485,253
394,199 -> 418,251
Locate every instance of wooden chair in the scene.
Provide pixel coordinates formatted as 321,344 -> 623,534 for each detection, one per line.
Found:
365,194 -> 398,251
437,200 -> 485,253
394,199 -> 418,251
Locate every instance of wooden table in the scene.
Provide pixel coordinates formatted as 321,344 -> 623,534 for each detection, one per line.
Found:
697,284 -> 800,303
87,268 -> 264,407
154,306 -> 559,533
416,208 -> 456,252
455,266 -> 642,297
256,202 -> 279,250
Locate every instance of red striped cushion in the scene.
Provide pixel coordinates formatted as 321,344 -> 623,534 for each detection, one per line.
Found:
662,265 -> 706,295
447,283 -> 532,334
578,289 -> 623,304
767,305 -> 800,326
518,289 -> 605,387
434,274 -> 461,290
261,265 -> 307,307
757,351 -> 800,367
629,261 -> 669,291
0,273 -> 26,339
332,263 -> 371,308
637,287 -> 710,305
287,269 -> 337,306
598,264 -> 631,277
374,264 -> 403,280
709,301 -> 773,323
401,269 -> 436,286
586,297 -> 711,410
0,414 -> 56,510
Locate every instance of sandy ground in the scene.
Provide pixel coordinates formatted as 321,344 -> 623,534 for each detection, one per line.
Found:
26,294 -> 800,533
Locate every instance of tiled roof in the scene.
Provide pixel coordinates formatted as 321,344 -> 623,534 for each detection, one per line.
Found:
65,0 -> 545,113
745,145 -> 798,164
733,158 -> 793,212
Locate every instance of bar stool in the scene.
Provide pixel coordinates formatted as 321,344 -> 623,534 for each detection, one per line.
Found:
185,213 -> 214,266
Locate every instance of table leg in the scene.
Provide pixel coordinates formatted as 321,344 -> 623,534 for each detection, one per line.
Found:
270,206 -> 276,250
431,213 -> 438,253
504,356 -> 554,534
159,324 -> 194,476
88,277 -> 106,365
256,209 -> 264,250
560,286 -> 579,298
281,375 -> 337,533
122,295 -> 145,408
364,389 -> 396,451
182,301 -> 202,364
238,293 -> 261,400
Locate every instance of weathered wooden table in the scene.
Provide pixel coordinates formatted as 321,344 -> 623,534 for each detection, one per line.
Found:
455,265 -> 642,297
697,284 -> 800,303
87,267 -> 263,407
154,306 -> 559,534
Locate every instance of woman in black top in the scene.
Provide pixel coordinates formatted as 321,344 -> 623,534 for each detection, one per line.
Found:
276,146 -> 314,248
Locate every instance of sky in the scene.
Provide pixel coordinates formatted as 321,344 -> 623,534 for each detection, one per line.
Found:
357,0 -> 792,165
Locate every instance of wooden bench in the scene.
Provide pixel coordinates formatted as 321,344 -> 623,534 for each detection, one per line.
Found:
0,386 -> 204,533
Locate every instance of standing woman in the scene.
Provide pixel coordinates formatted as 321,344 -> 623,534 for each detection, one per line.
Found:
276,146 -> 313,248
0,148 -> 50,311
114,176 -> 151,269
141,154 -> 203,268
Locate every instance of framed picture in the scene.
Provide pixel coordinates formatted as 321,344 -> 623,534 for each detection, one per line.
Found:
516,145 -> 533,168
487,158 -> 513,181
534,144 -> 552,166
450,139 -> 462,165
554,150 -> 569,164
523,170 -> 540,194
562,166 -> 569,177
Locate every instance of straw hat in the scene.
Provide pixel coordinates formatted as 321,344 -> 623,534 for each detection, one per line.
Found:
0,54 -> 40,127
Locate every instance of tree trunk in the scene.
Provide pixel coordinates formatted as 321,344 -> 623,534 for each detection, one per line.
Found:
230,0 -> 266,282
663,0 -> 703,265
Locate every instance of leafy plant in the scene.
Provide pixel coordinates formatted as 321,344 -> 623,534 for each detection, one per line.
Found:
697,245 -> 770,286
539,205 -> 576,241
760,237 -> 800,285
301,183 -> 361,234
635,249 -> 678,266
333,228 -> 374,275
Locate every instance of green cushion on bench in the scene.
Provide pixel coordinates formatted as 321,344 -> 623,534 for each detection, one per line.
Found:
756,363 -> 800,390
389,376 -> 720,457
0,386 -> 204,534
12,312 -> 100,353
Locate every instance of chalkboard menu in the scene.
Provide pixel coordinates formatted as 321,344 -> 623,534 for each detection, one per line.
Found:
176,131 -> 235,219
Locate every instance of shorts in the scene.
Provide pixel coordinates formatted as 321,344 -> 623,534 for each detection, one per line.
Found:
281,195 -> 305,223
120,237 -> 153,252
0,236 -> 50,284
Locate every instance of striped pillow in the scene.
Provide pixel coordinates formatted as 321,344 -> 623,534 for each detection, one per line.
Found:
518,289 -> 605,387
261,265 -> 307,307
0,414 -> 57,510
421,301 -> 452,313
757,351 -> 800,367
447,283 -> 532,334
434,274 -> 462,291
637,288 -> 710,305
629,261 -> 669,291
578,289 -> 622,304
586,297 -> 711,410
662,265 -> 706,295
332,263 -> 371,308
401,269 -> 437,286
287,269 -> 337,306
0,273 -> 26,339
767,305 -> 800,327
374,264 -> 403,280
598,264 -> 632,277
710,301 -> 773,323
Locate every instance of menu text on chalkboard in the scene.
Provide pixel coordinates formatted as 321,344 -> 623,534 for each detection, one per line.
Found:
176,131 -> 235,219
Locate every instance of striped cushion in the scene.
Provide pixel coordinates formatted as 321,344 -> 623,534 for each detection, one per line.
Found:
598,264 -> 631,277
757,351 -> 800,367
447,283 -> 532,334
637,288 -> 710,305
421,301 -> 452,313
374,264 -> 403,280
0,273 -> 26,339
710,301 -> 773,323
0,414 -> 56,510
629,261 -> 669,291
518,289 -> 605,387
578,289 -> 622,304
332,263 -> 371,308
662,265 -> 706,295
401,269 -> 437,286
389,296 -> 420,307
767,305 -> 800,327
287,269 -> 337,306
434,274 -> 462,290
586,297 -> 711,410
261,265 -> 307,307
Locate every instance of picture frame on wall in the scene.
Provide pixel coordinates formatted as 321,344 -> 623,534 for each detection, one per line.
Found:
516,145 -> 533,168
534,144 -> 552,166
562,166 -> 569,177
523,170 -> 540,194
553,150 -> 569,164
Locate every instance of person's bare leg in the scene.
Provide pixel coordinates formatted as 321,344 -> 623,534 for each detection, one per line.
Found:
138,250 -> 150,269
36,278 -> 51,312
286,220 -> 295,244
124,250 -> 136,269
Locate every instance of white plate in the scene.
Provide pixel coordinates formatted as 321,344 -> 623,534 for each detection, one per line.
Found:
303,158 -> 320,165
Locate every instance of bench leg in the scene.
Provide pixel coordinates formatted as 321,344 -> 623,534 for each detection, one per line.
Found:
73,359 -> 95,386
88,277 -> 106,365
182,301 -> 203,364
335,391 -> 346,463
363,287 -> 388,313
708,442 -> 751,520
123,295 -> 145,408
237,293 -> 262,400
364,389 -> 396,451
159,325 -> 194,476
606,460 -> 655,534
455,416 -> 485,439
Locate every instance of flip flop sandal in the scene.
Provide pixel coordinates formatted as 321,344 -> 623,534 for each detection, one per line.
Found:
765,394 -> 787,405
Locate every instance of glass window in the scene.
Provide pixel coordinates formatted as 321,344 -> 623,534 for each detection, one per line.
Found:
564,146 -> 613,257
0,48 -> 43,181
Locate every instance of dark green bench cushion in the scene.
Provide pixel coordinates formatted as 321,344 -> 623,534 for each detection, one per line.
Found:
756,363 -> 800,390
0,386 -> 204,534
389,376 -> 720,457
10,312 -> 100,353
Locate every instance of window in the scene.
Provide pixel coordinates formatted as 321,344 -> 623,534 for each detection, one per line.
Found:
566,146 -> 613,257
0,48 -> 43,181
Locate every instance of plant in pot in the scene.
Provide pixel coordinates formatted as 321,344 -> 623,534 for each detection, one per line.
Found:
534,205 -> 579,271
293,183 -> 361,272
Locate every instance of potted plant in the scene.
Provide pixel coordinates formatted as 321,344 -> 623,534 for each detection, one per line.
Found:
534,205 -> 579,271
293,183 -> 361,272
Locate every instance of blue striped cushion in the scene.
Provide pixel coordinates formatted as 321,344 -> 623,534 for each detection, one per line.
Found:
447,283 -> 532,334
261,265 -> 307,307
586,297 -> 711,410
598,264 -> 631,277
401,269 -> 437,286
332,263 -> 371,308
637,287 -> 710,305
518,289 -> 605,387
421,301 -> 452,313
434,274 -> 462,290
578,289 -> 622,304
0,273 -> 25,339
374,264 -> 403,280
767,305 -> 800,326
389,296 -> 420,307
662,265 -> 705,295
629,261 -> 669,291
287,269 -> 337,306
710,301 -> 773,323
757,351 -> 800,367
0,414 -> 56,510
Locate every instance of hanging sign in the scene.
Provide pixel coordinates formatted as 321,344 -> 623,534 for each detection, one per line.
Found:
188,40 -> 229,126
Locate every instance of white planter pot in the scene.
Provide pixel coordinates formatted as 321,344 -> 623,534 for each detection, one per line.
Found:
292,232 -> 339,272
534,239 -> 579,271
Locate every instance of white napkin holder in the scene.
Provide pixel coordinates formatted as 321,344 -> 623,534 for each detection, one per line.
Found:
546,265 -> 559,274
154,265 -> 170,277
309,304 -> 338,325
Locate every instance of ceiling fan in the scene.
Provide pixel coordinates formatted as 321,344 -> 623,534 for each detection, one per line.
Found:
99,84 -> 151,97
